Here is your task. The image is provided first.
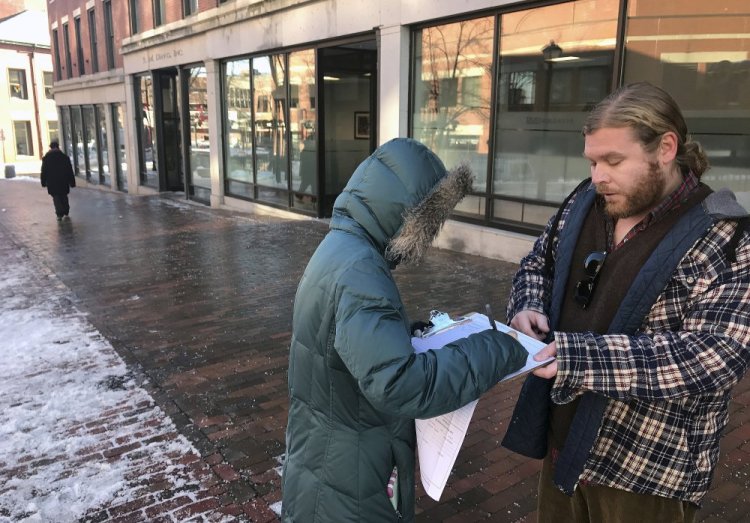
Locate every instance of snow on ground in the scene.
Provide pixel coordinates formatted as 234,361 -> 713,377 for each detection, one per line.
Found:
0,238 -> 227,521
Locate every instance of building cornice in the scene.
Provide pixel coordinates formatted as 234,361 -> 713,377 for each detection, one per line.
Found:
120,0 -> 318,55
53,69 -> 125,93
0,41 -> 50,52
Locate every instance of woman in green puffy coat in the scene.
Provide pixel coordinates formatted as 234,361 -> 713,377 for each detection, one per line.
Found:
282,138 -> 526,522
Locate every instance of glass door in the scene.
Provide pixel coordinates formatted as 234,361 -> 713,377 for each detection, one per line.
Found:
156,69 -> 183,192
184,65 -> 211,202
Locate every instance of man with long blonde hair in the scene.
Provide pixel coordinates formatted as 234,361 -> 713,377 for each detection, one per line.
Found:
502,82 -> 750,522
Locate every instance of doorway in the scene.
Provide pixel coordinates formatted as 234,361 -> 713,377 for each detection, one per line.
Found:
154,69 -> 183,192
318,41 -> 377,217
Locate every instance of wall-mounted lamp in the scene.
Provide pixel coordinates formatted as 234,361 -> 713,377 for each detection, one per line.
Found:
542,40 -> 563,61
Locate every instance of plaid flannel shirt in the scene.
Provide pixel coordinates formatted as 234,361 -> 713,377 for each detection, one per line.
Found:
507,186 -> 750,504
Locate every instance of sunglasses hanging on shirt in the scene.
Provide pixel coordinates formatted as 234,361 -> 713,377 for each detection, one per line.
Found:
574,250 -> 607,309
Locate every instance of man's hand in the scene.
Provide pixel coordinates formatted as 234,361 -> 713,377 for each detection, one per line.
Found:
509,310 -> 550,341
532,341 -> 557,379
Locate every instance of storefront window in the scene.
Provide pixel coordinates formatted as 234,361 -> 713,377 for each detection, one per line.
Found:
289,49 -> 317,212
187,65 -> 210,200
96,104 -> 110,187
624,0 -> 750,206
60,106 -> 76,173
492,0 -> 618,228
82,105 -> 99,183
253,55 -> 288,206
71,106 -> 84,179
412,16 -> 495,218
112,103 -> 128,192
224,58 -> 253,199
136,74 -> 158,188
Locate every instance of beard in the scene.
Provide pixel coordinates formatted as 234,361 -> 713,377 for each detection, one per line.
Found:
597,161 -> 666,219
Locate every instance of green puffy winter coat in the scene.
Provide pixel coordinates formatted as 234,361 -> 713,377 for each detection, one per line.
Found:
282,138 -> 526,522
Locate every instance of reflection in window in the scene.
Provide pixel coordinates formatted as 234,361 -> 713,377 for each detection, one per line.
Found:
43,72 -> 54,99
188,66 -> 211,194
224,59 -> 253,198
13,121 -> 33,156
624,0 -> 750,202
96,104 -> 110,187
61,106 -> 76,173
72,106 -> 84,177
493,0 -> 617,227
112,103 -> 128,192
253,55 -> 288,206
83,106 -> 99,183
9,69 -> 28,99
289,49 -> 317,212
412,16 -> 495,212
136,75 -> 157,187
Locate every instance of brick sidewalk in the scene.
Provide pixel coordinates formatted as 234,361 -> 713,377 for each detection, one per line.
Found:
1,179 -> 749,522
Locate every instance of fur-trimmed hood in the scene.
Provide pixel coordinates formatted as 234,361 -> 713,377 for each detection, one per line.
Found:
330,138 -> 471,265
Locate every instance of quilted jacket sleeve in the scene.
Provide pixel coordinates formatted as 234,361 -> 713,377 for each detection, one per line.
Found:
333,260 -> 527,420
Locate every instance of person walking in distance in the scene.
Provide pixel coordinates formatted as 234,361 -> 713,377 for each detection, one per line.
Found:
501,82 -> 750,522
40,140 -> 75,221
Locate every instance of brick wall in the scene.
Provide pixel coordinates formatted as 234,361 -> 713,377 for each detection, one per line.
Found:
47,0 -> 131,77
46,0 -> 228,80
0,0 -> 27,19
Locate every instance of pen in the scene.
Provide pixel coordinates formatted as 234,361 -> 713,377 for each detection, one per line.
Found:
485,303 -> 498,331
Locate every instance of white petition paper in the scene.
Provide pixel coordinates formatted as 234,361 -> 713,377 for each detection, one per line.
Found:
412,312 -> 549,500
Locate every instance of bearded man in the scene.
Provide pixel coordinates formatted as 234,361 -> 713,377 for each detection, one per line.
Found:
500,82 -> 750,523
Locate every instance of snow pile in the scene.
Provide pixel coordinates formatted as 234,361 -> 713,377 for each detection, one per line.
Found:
0,245 -> 224,521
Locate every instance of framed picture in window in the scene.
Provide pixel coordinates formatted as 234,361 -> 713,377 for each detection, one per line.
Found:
354,112 -> 370,140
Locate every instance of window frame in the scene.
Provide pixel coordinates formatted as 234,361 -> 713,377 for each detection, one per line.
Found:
103,0 -> 116,69
183,0 -> 198,17
74,16 -> 85,76
87,8 -> 99,74
129,0 -> 139,35
8,68 -> 28,99
62,22 -> 73,79
43,71 -> 54,99
52,29 -> 63,81
13,120 -> 34,157
153,0 -> 166,27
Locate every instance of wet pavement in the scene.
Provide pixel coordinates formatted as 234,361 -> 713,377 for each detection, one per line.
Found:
2,179 -> 750,522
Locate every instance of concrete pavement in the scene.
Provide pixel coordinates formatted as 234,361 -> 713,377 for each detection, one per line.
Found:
1,179 -> 750,522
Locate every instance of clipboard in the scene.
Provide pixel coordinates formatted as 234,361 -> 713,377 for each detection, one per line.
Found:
412,310 -> 552,501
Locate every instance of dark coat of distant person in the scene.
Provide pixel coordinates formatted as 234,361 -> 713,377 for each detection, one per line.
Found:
41,146 -> 75,195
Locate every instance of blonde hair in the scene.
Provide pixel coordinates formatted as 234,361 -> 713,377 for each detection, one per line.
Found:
583,82 -> 709,178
